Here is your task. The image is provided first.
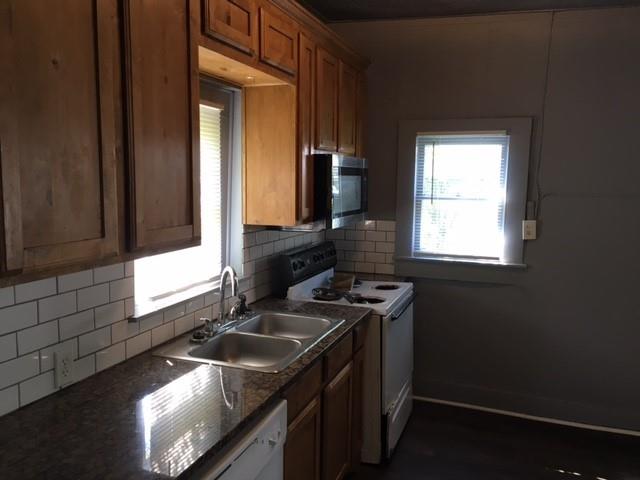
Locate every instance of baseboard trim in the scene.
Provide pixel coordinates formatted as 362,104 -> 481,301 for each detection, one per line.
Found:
414,395 -> 640,438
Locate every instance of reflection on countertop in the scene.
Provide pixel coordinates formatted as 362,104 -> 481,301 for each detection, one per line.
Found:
0,299 -> 370,480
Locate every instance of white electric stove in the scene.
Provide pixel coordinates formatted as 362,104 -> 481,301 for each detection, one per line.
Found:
279,245 -> 414,465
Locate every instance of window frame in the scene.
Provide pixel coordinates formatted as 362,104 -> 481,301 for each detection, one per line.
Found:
396,117 -> 533,279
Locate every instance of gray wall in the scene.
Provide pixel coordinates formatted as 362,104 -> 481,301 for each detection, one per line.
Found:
333,7 -> 640,430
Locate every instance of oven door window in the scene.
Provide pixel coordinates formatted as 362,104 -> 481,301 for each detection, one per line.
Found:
332,166 -> 367,219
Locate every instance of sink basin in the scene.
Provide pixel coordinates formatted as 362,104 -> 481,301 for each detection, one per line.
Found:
153,311 -> 345,373
235,313 -> 334,343
188,332 -> 301,372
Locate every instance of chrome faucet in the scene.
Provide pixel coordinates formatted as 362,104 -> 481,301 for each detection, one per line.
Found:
219,266 -> 239,325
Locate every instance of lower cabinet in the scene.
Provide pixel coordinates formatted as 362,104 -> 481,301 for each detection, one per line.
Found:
283,321 -> 369,480
322,361 -> 353,480
285,396 -> 322,480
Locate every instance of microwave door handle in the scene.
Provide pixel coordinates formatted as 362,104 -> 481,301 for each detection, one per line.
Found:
389,292 -> 416,321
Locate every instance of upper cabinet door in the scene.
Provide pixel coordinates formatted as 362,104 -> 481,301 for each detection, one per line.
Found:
297,33 -> 315,223
355,72 -> 366,158
204,0 -> 257,55
123,0 -> 201,253
0,0 -> 120,273
259,6 -> 297,76
315,47 -> 339,152
337,60 -> 357,155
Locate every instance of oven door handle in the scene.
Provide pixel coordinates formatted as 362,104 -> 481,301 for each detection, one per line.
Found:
389,292 -> 416,321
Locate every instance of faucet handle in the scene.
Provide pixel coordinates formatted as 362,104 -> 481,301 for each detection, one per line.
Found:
201,317 -> 219,337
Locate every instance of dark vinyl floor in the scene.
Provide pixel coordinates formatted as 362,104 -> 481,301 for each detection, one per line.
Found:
355,401 -> 640,480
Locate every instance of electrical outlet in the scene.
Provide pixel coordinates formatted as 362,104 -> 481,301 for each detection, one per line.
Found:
55,351 -> 75,388
522,220 -> 537,240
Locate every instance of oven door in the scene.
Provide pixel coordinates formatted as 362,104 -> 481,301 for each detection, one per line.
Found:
330,155 -> 368,229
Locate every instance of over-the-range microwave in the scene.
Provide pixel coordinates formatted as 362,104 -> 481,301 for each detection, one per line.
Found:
314,153 -> 368,230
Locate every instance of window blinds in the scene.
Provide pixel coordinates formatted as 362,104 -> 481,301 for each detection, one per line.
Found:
413,134 -> 508,260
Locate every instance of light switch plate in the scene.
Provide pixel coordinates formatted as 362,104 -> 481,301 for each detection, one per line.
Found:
522,220 -> 537,240
55,350 -> 75,388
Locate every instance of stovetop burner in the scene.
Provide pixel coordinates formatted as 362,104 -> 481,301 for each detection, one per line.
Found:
312,288 -> 343,301
375,284 -> 399,290
352,296 -> 385,304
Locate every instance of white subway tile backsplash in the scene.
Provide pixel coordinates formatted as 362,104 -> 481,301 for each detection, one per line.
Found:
336,261 -> 355,272
365,230 -> 386,242
17,320 -> 58,355
0,353 -> 39,390
95,301 -> 125,328
185,296 -> 204,314
124,261 -> 135,278
355,241 -> 375,252
111,320 -> 140,344
58,270 -> 93,293
74,355 -> 96,382
386,231 -> 396,242
151,323 -> 174,347
40,339 -> 77,372
0,334 -> 17,363
96,342 -> 126,372
109,277 -> 134,302
0,303 -> 39,337
375,263 -> 395,275
262,242 -> 274,257
15,278 -> 57,303
375,242 -> 395,253
125,297 -> 135,318
345,230 -> 365,241
126,331 -> 151,359
163,303 -> 186,323
377,220 -> 396,231
357,220 -> 377,230
175,313 -> 195,336
354,262 -> 375,273
204,292 -> 219,307
0,287 -> 15,309
59,310 -> 94,340
139,313 -> 163,333
94,263 -> 124,284
77,284 -> 109,311
19,371 -> 56,406
79,327 -> 111,357
335,240 -> 355,250
365,252 -> 386,264
39,292 -> 76,323
0,386 -> 19,416
326,229 -> 344,240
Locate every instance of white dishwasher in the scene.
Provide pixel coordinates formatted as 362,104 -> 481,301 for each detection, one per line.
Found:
195,401 -> 287,480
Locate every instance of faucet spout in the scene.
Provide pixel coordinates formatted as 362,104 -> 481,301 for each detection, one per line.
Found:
219,266 -> 238,325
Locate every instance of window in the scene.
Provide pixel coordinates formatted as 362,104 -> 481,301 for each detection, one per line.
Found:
414,133 -> 508,260
396,118 -> 532,276
135,79 -> 241,309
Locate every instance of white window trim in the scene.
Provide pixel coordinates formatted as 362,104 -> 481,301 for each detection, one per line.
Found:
395,117 -> 533,280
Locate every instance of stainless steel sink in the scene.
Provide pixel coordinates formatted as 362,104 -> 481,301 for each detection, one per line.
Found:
188,332 -> 301,372
153,311 -> 345,373
235,313 -> 334,344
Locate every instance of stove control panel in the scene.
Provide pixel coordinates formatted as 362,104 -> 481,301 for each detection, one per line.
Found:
276,241 -> 337,297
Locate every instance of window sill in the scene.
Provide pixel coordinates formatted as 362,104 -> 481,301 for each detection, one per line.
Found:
131,276 -> 251,321
395,255 -> 527,284
398,255 -> 527,269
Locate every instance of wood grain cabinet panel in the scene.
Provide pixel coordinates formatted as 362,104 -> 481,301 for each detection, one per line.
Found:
355,71 -> 366,158
0,0 -> 121,273
297,33 -> 315,223
322,361 -> 353,480
123,0 -> 201,253
285,396 -> 322,480
204,0 -> 257,55
351,346 -> 365,471
315,47 -> 339,152
259,6 -> 297,75
338,60 -> 357,155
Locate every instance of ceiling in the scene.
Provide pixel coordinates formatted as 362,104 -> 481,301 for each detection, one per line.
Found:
297,0 -> 640,21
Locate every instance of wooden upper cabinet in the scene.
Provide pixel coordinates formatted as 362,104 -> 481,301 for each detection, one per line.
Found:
337,60 -> 357,155
259,6 -> 298,75
355,72 -> 366,158
315,47 -> 339,152
0,0 -> 120,273
123,0 -> 201,253
297,33 -> 315,224
204,0 -> 258,55
322,361 -> 354,480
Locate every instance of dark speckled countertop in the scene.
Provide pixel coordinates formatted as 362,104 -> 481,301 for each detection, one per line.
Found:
0,299 -> 371,480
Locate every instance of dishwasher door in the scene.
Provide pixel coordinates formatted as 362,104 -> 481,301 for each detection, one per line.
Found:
198,401 -> 287,480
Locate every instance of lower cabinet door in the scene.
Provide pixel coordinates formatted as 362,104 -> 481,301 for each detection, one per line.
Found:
322,361 -> 353,480
351,347 -> 365,471
285,396 -> 322,480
